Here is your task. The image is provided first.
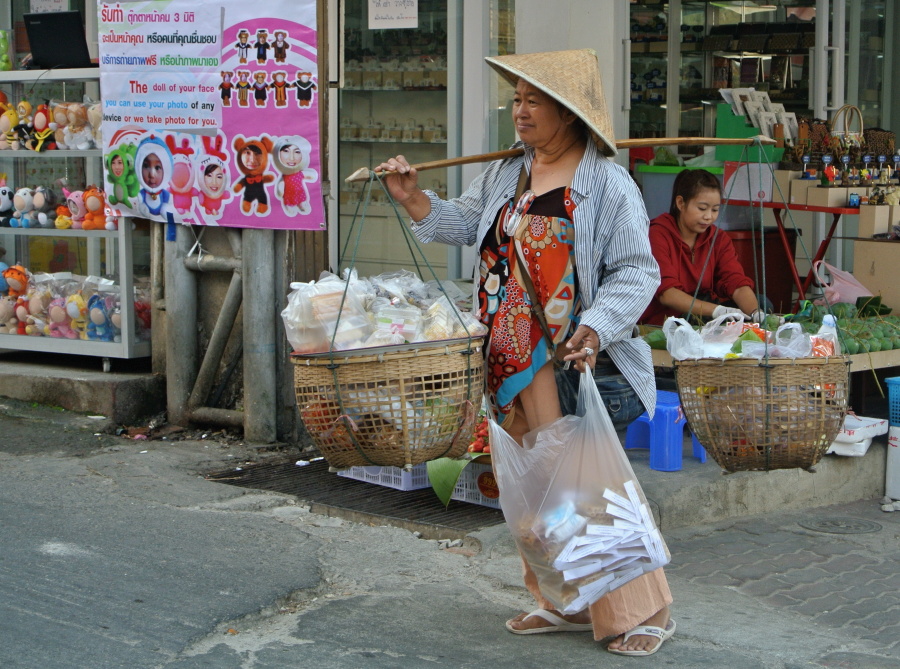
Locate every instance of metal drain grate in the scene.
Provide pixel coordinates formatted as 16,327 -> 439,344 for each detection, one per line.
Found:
207,460 -> 503,540
798,517 -> 883,535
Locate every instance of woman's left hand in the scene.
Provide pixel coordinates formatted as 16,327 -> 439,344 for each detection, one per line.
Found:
564,324 -> 600,372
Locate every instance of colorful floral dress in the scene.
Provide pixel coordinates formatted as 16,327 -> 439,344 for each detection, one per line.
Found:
478,186 -> 579,421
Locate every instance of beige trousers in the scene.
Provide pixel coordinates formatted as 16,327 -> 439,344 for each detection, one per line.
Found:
522,559 -> 673,640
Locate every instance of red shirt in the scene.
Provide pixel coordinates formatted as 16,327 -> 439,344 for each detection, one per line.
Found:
640,212 -> 753,325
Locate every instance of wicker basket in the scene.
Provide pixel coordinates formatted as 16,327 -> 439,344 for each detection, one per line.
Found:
673,356 -> 850,473
292,338 -> 484,470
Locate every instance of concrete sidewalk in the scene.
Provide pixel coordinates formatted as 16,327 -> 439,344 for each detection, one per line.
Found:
1,396 -> 898,668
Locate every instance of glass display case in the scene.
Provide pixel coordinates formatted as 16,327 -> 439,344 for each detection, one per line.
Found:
337,0 -> 451,279
629,0 -> 823,157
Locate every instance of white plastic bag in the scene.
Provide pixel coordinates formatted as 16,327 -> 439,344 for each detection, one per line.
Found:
663,317 -> 704,360
490,369 -> 670,614
740,322 -> 812,359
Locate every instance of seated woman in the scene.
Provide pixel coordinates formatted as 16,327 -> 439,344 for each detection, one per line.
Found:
640,168 -> 764,326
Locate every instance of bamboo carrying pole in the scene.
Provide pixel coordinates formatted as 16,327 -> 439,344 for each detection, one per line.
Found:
344,136 -> 776,183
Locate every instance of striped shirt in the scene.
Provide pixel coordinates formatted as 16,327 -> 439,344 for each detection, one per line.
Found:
411,140 -> 661,417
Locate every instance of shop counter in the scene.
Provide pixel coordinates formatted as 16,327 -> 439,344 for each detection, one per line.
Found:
651,347 -> 900,372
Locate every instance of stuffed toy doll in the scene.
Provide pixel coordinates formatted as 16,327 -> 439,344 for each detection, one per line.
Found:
62,102 -> 93,151
86,294 -> 115,342
26,104 -> 56,151
0,177 -> 14,226
81,186 -> 108,230
2,264 -> 29,298
32,186 -> 58,228
10,187 -> 34,228
65,293 -> 89,339
0,295 -> 16,334
45,296 -> 77,339
62,187 -> 87,229
0,107 -> 20,149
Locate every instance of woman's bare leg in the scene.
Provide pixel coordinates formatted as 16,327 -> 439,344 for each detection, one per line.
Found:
506,363 -> 592,632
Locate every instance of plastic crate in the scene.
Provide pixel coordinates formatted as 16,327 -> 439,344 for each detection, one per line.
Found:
887,377 -> 900,426
336,464 -> 431,491
450,462 -> 500,509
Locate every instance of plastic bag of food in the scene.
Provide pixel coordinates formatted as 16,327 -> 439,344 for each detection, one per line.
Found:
420,295 -> 487,341
663,317 -> 704,360
372,300 -> 422,341
740,323 -> 812,359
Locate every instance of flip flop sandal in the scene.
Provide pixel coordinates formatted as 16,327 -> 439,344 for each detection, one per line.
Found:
607,619 -> 676,656
505,609 -> 594,635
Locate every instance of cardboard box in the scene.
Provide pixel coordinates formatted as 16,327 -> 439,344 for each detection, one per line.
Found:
343,71 -> 362,89
854,240 -> 900,310
790,178 -> 818,205
773,170 -> 800,204
381,70 -> 403,90
647,40 -> 668,53
362,71 -> 383,89
402,71 -> 424,88
807,186 -> 849,208
858,205 -> 891,238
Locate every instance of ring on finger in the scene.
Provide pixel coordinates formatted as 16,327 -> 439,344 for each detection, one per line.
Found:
583,346 -> 595,357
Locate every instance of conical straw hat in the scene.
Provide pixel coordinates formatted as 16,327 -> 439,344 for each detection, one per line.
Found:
485,49 -> 617,157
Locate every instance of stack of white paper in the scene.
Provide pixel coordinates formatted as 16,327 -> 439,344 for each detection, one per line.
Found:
547,480 -> 669,614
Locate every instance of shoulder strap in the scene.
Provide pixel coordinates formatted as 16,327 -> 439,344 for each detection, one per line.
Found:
512,165 -> 558,357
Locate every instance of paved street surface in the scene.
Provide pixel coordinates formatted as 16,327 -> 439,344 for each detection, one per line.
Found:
1,397 -> 898,668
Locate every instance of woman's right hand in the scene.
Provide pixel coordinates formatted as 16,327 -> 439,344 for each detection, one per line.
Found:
374,155 -> 420,205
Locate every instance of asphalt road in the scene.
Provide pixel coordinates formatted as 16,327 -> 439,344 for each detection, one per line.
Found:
1,397 -> 898,668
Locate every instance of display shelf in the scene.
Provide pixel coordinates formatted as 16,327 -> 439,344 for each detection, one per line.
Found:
0,67 -> 100,83
340,139 -> 448,145
0,65 -> 149,364
0,149 -> 103,159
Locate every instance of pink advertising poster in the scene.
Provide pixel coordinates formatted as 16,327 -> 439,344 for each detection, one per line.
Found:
98,1 -> 325,231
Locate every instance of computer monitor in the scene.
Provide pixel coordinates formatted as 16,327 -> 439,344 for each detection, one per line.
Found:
23,11 -> 96,70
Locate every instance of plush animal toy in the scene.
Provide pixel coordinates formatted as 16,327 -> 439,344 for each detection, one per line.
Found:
272,135 -> 317,216
0,176 -> 14,226
45,296 -> 77,339
63,102 -> 93,151
0,107 -> 20,149
18,285 -> 49,336
104,143 -> 140,207
11,187 -> 34,228
3,264 -> 29,297
65,293 -> 89,339
50,101 -> 69,148
26,104 -> 55,151
32,186 -> 57,228
54,203 -> 73,229
86,294 -> 116,341
80,186 -> 107,230
86,101 -> 102,148
62,188 -> 87,229
232,135 -> 275,215
0,295 -> 15,333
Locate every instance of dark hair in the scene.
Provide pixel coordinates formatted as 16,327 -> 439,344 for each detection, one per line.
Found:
669,169 -> 722,218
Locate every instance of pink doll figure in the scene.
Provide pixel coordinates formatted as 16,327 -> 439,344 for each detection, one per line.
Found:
45,297 -> 77,339
62,187 -> 87,229
32,186 -> 57,228
63,102 -> 93,151
197,134 -> 231,216
165,135 -> 199,215
272,135 -> 317,216
11,187 -> 34,228
65,292 -> 89,340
